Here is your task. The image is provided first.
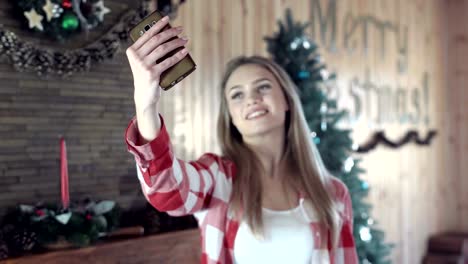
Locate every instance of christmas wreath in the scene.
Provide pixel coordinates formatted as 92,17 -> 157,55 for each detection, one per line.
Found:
0,0 -> 189,77
13,0 -> 111,41
0,198 -> 120,258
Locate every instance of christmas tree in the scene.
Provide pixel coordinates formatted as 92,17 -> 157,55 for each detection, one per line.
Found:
264,9 -> 393,263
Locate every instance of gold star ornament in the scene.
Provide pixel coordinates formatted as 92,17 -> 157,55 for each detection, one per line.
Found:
42,0 -> 56,22
24,9 -> 44,31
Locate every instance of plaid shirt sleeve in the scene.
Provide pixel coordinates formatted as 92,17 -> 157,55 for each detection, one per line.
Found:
332,178 -> 359,263
125,115 -> 235,216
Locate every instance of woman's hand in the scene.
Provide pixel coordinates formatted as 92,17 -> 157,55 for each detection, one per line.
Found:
126,16 -> 188,142
126,15 -> 188,113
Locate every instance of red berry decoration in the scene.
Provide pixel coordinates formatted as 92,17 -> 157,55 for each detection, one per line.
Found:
34,210 -> 45,216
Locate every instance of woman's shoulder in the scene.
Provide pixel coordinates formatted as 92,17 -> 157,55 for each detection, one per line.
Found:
196,152 -> 237,178
327,176 -> 350,200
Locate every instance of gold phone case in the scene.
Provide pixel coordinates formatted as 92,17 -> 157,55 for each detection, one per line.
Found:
128,10 -> 196,91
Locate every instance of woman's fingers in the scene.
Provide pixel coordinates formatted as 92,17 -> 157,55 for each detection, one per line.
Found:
154,48 -> 189,75
144,36 -> 188,66
138,26 -> 184,58
132,16 -> 170,50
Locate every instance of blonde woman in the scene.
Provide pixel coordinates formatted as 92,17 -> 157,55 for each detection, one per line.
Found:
125,16 -> 358,264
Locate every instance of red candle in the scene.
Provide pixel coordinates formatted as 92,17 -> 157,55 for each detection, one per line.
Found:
60,137 -> 69,209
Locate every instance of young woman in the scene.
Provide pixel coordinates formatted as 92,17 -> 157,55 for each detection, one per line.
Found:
125,15 -> 358,264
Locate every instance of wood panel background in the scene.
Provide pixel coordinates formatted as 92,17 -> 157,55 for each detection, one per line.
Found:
447,0 -> 468,233
0,0 -> 465,263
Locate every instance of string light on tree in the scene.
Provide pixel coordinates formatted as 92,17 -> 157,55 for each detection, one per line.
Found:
343,157 -> 355,173
360,226 -> 372,242
320,69 -> 330,80
289,36 -> 311,51
320,102 -> 328,131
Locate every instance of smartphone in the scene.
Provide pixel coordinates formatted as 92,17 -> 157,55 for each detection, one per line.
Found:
128,10 -> 196,91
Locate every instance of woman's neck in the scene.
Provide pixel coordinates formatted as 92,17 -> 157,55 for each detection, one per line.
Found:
243,127 -> 288,179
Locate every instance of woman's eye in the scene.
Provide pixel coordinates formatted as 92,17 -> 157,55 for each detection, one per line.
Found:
258,84 -> 271,91
231,92 -> 243,100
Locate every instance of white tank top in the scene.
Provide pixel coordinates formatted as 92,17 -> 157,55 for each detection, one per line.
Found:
233,204 -> 314,264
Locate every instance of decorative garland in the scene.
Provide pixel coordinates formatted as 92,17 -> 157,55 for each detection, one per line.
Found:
355,130 -> 437,153
14,0 -> 111,41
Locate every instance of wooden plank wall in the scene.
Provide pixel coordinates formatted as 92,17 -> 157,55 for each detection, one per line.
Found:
164,1 -> 461,263
447,0 -> 468,231
310,1 -> 456,263
0,0 -> 465,263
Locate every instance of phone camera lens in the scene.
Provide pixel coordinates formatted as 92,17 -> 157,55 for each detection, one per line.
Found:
144,25 -> 150,31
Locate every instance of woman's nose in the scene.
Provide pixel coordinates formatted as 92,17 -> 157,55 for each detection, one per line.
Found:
246,91 -> 261,105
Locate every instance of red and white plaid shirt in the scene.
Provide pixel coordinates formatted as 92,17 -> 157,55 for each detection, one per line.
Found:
125,115 -> 358,264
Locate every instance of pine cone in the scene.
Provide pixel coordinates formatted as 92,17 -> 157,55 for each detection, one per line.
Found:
142,204 -> 161,234
0,240 -> 9,260
8,229 -> 37,254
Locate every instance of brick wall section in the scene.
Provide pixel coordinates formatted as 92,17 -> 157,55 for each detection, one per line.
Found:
0,0 -> 144,215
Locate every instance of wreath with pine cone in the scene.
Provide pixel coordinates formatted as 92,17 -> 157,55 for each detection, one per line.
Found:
13,0 -> 111,41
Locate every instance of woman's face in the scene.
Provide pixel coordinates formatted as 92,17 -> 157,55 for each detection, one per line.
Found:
225,64 -> 289,138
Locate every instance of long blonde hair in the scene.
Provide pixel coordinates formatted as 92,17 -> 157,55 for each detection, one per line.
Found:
217,56 -> 340,246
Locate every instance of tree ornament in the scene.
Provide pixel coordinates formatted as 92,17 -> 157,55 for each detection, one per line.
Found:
35,209 -> 45,217
86,214 -> 93,220
62,0 -> 73,9
311,132 -> 321,145
24,9 -> 44,31
361,180 -> 369,190
311,131 -> 321,145
61,13 -> 79,31
42,0 -> 58,22
298,70 -> 310,80
313,137 -> 321,145
93,0 -> 111,22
